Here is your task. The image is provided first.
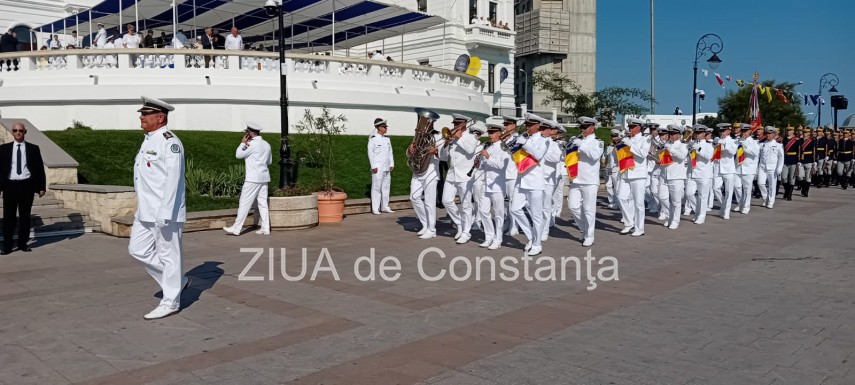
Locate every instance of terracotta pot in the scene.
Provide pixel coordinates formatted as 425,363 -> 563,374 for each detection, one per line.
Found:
316,190 -> 348,223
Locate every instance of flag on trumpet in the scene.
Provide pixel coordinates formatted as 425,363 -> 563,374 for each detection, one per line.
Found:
510,144 -> 538,173
616,143 -> 635,173
659,149 -> 673,166
712,144 -> 722,161
736,144 -> 745,165
690,149 -> 697,168
565,145 -> 579,178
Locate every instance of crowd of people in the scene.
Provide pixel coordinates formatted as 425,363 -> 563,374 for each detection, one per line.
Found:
470,16 -> 512,30
23,24 -> 254,51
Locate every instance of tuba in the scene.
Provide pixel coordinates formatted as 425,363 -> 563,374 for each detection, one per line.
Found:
407,107 -> 440,175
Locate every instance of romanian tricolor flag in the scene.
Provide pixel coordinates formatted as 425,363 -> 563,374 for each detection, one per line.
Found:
690,149 -> 697,168
712,144 -> 722,161
616,143 -> 635,173
510,144 -> 538,173
565,145 -> 579,178
659,149 -> 673,166
736,145 -> 745,165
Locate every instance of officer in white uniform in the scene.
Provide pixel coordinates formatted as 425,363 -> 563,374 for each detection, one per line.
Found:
409,124 -> 441,239
661,125 -> 688,229
440,113 -> 479,244
690,125 -> 714,224
539,120 -> 563,241
734,124 -> 760,214
469,122 -> 487,234
128,96 -> 188,320
650,125 -> 669,219
567,117 -> 603,247
510,113 -> 549,256
605,129 -> 622,209
682,126 -> 698,216
619,118 -> 651,237
714,123 -> 739,219
94,23 -> 107,48
550,123 -> 568,227
224,121 -> 272,235
757,126 -> 784,208
368,118 -> 395,214
478,123 -> 511,250
501,116 -> 520,237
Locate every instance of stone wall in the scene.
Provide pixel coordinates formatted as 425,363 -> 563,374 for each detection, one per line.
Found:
51,184 -> 137,235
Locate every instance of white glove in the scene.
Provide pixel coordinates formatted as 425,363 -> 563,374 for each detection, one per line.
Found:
621,137 -> 631,145
155,218 -> 167,228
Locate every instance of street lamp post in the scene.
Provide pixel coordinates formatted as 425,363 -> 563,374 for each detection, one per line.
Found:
265,0 -> 294,188
691,33 -> 723,126
817,73 -> 839,128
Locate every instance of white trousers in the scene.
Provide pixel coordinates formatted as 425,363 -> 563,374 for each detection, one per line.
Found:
511,187 -> 544,247
128,218 -> 184,310
410,174 -> 438,232
709,175 -> 722,209
442,180 -> 474,234
657,175 -> 671,217
541,183 -> 555,237
504,179 -> 517,233
619,178 -> 647,232
479,191 -> 505,243
665,179 -> 685,226
684,178 -> 698,215
615,177 -> 631,227
568,184 -> 598,240
606,172 -> 619,206
693,178 -> 711,223
231,181 -> 269,231
735,174 -> 754,211
371,170 -> 391,212
552,176 -> 566,219
717,174 -> 735,215
758,171 -> 777,206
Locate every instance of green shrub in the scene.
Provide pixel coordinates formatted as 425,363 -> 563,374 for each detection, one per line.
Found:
68,120 -> 94,130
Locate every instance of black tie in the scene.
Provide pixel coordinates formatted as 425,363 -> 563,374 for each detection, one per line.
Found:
16,144 -> 22,175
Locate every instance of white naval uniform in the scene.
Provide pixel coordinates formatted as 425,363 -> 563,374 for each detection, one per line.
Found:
440,131 -> 479,236
618,133 -> 651,233
691,140 -> 714,223
410,133 -> 441,234
510,132 -> 549,248
734,137 -> 760,212
230,136 -> 272,231
541,138 -> 563,238
95,28 -> 107,47
503,145 -> 519,234
567,135 -> 603,243
715,136 -> 738,218
479,141 -> 511,244
368,131 -> 394,213
661,140 -> 688,228
605,144 -> 619,208
683,140 -> 697,215
128,126 -> 187,311
757,139 -> 784,207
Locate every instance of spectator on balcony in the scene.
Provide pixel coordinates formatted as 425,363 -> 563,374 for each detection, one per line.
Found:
386,56 -> 393,62
201,27 -> 214,49
48,35 -> 61,50
175,30 -> 189,47
156,32 -> 166,48
103,35 -> 116,49
1,30 -> 19,70
94,23 -> 107,48
212,28 -> 226,49
67,30 -> 80,48
123,24 -> 141,48
143,29 -> 155,48
489,18 -> 497,27
225,27 -> 243,50
372,50 -> 387,61
470,16 -> 478,24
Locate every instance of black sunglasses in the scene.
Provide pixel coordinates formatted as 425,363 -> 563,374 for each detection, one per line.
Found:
12,129 -> 25,133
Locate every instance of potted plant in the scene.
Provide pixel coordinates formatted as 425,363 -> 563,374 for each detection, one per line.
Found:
294,107 -> 349,223
268,185 -> 319,229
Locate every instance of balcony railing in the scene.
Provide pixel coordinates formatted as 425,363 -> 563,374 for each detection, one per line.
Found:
464,25 -> 516,49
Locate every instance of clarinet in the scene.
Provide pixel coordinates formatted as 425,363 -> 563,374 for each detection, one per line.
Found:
467,142 -> 489,177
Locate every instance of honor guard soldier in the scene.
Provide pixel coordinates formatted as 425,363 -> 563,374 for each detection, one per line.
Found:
223,121 -> 273,235
509,113 -> 550,255
661,124 -> 688,229
689,125 -> 714,224
735,124 -> 760,214
619,118 -> 651,236
477,123 -> 512,250
837,130 -> 853,189
757,126 -> 784,208
798,127 -> 817,197
826,129 -> 838,186
714,123 -> 739,219
814,127 -> 828,188
781,126 -> 800,200
129,96 -> 189,320
368,118 -> 395,215
567,117 -> 604,246
440,113 -> 479,244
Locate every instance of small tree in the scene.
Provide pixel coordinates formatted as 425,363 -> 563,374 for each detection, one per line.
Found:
716,81 -> 807,128
293,107 -> 348,194
532,70 -> 655,126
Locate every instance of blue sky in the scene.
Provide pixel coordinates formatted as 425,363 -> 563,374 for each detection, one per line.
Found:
597,0 -> 854,125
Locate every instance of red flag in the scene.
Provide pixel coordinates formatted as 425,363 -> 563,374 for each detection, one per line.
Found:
775,88 -> 789,103
715,73 -> 724,88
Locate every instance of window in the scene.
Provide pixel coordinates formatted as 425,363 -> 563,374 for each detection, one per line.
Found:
492,108 -> 500,116
469,0 -> 478,23
418,59 -> 429,66
488,63 -> 495,93
489,1 -> 498,25
553,59 -> 562,72
417,0 -> 427,12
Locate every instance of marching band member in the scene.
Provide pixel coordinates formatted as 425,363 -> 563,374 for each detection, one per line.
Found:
478,124 -> 512,250
567,117 -> 603,246
509,113 -> 550,255
469,122 -> 488,238
683,126 -> 699,216
619,118 -> 650,237
836,130 -> 853,189
540,120 -> 563,241
408,124 -> 441,239
690,125 -> 714,224
814,127 -> 828,189
551,124 -> 568,226
501,116 -> 521,236
798,127 -> 816,197
734,124 -> 760,214
652,125 -> 670,221
757,126 -> 784,208
713,123 -> 738,219
605,129 -> 623,209
439,114 -> 480,244
659,125 -> 688,229
368,118 -> 395,215
780,126 -> 800,201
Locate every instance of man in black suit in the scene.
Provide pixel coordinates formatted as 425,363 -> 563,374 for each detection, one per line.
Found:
1,122 -> 46,254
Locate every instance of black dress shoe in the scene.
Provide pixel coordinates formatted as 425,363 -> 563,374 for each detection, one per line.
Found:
18,246 -> 32,252
0,250 -> 12,255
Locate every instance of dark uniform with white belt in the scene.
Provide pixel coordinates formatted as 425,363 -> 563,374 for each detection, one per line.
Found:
814,127 -> 827,188
781,127 -> 800,200
798,128 -> 816,197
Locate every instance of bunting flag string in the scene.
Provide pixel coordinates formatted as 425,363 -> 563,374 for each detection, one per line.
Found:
702,69 -> 709,77
810,95 -> 819,106
715,73 -> 724,88
704,72 -> 832,107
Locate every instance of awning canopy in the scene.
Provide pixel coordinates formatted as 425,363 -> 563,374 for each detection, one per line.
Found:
37,0 -> 444,50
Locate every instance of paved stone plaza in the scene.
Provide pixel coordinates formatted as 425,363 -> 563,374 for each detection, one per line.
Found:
1,188 -> 853,385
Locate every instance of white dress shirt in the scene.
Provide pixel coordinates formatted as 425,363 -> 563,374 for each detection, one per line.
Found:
441,131 -> 479,183
481,141 -> 511,193
225,34 -> 243,50
620,133 -> 651,180
717,136 -> 739,175
123,33 -> 141,48
541,139 -> 562,185
758,140 -> 784,174
367,132 -> 394,172
662,140 -> 689,180
516,132 -> 549,190
691,140 -> 714,180
236,136 -> 272,183
736,137 -> 760,175
133,126 -> 186,223
9,141 -> 31,180
571,134 -> 604,185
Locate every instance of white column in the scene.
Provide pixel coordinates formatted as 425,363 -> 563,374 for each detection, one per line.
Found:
135,0 -> 139,32
331,0 -> 336,53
